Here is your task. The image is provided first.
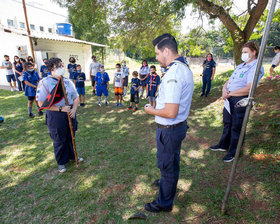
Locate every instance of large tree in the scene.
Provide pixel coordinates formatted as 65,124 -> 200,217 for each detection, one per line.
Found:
171,0 -> 269,64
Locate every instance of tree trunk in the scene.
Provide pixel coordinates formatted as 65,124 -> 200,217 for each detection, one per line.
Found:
232,40 -> 246,66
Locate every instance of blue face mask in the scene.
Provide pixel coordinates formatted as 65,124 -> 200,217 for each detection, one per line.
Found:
77,69 -> 81,73
28,69 -> 34,72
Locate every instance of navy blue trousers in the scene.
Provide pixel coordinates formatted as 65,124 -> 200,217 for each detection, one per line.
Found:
156,121 -> 188,208
46,110 -> 78,165
15,73 -> 25,91
217,96 -> 247,156
202,74 -> 212,95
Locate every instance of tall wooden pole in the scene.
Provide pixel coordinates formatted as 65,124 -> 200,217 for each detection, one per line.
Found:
22,0 -> 35,62
101,47 -> 104,65
60,76 -> 79,167
221,0 -> 277,214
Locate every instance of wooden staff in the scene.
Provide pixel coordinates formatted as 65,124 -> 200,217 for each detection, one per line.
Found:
60,75 -> 79,167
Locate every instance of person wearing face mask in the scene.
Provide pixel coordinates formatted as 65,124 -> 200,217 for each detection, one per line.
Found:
113,63 -> 125,107
146,65 -> 160,108
89,55 -> 101,95
139,60 -> 150,98
36,57 -> 83,173
269,46 -> 280,79
0,55 -> 18,91
95,65 -> 110,107
22,62 -> 42,118
67,57 -> 77,81
74,64 -> 86,107
40,58 -> 49,78
210,41 -> 264,162
201,53 -> 216,97
121,60 -> 130,97
13,55 -> 24,91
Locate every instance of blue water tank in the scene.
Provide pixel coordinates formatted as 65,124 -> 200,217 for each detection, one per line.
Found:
56,23 -> 72,36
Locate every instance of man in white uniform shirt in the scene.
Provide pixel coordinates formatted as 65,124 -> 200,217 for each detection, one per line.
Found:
144,33 -> 194,213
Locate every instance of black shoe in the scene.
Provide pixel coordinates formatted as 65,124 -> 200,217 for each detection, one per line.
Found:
29,113 -> 35,118
210,145 -> 227,152
152,179 -> 160,187
80,103 -> 85,107
38,111 -> 43,116
205,94 -> 208,97
200,93 -> 204,97
223,154 -> 235,163
144,201 -> 172,213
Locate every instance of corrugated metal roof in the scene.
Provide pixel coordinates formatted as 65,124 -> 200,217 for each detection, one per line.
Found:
0,25 -> 107,48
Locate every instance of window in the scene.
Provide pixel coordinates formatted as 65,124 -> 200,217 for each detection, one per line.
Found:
7,19 -> 14,27
19,22 -> 25,29
48,28 -> 52,33
30,24 -> 35,30
39,26 -> 44,32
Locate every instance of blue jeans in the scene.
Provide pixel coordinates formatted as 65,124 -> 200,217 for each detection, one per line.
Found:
15,73 -> 25,91
155,121 -> 188,208
217,96 -> 247,156
202,74 -> 212,95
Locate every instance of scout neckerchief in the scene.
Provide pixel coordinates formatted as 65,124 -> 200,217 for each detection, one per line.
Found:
165,56 -> 189,72
149,73 -> 158,91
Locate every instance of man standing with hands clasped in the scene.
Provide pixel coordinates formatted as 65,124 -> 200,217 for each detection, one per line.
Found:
144,33 -> 194,213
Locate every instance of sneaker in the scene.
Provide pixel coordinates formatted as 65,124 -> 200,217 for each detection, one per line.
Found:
29,113 -> 35,118
223,154 -> 235,163
58,165 -> 66,173
133,107 -> 138,112
14,87 -> 19,91
105,102 -> 108,106
38,111 -> 43,116
127,106 -> 132,111
200,93 -> 204,97
98,102 -> 101,107
119,103 -> 123,107
10,88 -> 14,92
210,145 -> 227,152
80,103 -> 85,107
145,200 -> 172,213
78,157 -> 84,162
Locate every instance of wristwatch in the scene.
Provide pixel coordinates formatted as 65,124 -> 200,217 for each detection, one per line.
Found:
59,106 -> 62,112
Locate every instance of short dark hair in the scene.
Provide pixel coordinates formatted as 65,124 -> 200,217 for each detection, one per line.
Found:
43,58 -> 48,61
274,46 -> 280,50
46,57 -> 62,71
152,33 -> 178,53
132,71 -> 138,76
150,65 -> 156,70
69,57 -> 76,63
116,63 -> 121,67
92,55 -> 96,59
24,62 -> 34,70
4,55 -> 9,58
76,64 -> 81,68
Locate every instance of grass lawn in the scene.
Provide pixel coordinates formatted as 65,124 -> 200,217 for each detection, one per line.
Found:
0,65 -> 279,223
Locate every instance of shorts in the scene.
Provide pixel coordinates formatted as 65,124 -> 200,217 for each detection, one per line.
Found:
130,92 -> 139,104
272,64 -> 276,68
114,87 -> 123,96
123,76 -> 128,87
77,87 -> 85,95
96,85 -> 108,96
140,75 -> 147,86
6,74 -> 16,82
148,96 -> 156,102
28,96 -> 35,101
91,76 -> 96,87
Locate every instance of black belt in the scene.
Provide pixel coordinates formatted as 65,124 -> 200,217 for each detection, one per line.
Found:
157,121 -> 185,129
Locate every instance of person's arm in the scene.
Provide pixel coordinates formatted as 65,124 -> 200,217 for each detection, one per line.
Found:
146,83 -> 148,94
107,81 -> 109,90
211,67 -> 216,80
89,64 -> 92,78
222,80 -> 230,100
143,74 -> 149,80
229,83 -> 251,97
24,80 -> 37,88
113,77 -> 115,88
69,97 -> 79,118
145,103 -> 179,119
37,101 -> 71,113
155,84 -> 160,97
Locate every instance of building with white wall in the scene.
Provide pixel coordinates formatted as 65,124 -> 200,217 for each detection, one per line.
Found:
0,0 -> 106,86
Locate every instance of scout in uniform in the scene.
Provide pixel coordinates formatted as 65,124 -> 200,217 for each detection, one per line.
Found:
13,55 -> 24,91
74,64 -> 86,107
121,60 -> 130,97
146,65 -> 160,108
67,57 -> 77,81
210,41 -> 264,162
145,34 -> 194,213
126,71 -> 141,111
201,53 -> 216,97
36,57 -> 83,173
40,58 -> 49,78
269,46 -> 280,79
95,65 -> 110,107
113,63 -> 125,107
22,62 -> 42,118
0,55 -> 17,91
139,60 -> 150,98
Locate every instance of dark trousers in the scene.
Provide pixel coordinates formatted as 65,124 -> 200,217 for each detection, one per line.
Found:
218,96 -> 247,156
15,73 -> 25,91
46,110 -> 78,165
156,121 -> 188,208
202,75 -> 212,95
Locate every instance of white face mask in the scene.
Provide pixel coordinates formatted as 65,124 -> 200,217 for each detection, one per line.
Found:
55,67 -> 65,76
241,53 -> 250,62
15,59 -> 19,62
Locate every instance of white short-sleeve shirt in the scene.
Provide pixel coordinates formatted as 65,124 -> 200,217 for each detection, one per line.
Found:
155,61 -> 194,125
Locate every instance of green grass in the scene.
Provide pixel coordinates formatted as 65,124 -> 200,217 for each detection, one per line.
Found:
0,68 -> 279,223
